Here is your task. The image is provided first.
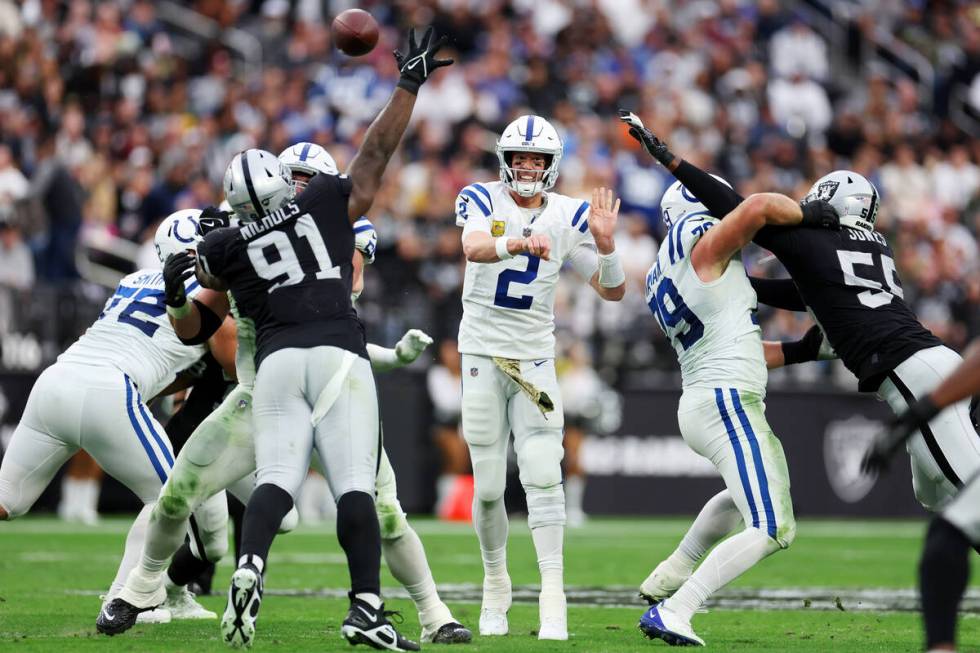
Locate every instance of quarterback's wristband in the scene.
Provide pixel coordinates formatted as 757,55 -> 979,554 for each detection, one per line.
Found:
597,250 -> 625,288
495,237 -> 515,261
166,300 -> 192,320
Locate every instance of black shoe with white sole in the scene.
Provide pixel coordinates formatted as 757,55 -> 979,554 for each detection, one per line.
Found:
341,596 -> 420,651
96,597 -> 154,635
428,621 -> 473,644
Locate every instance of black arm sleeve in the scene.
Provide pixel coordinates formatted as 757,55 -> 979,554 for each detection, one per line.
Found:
749,277 -> 807,312
176,299 -> 224,345
672,160 -> 745,218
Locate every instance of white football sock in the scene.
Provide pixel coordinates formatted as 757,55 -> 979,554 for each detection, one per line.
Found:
667,527 -> 779,622
58,477 -> 79,519
435,474 -> 457,516
107,504 -> 153,598
564,475 -> 585,516
356,592 -> 382,610
531,524 -> 564,595
136,499 -> 192,584
474,497 -> 509,576
382,526 -> 452,628
669,490 -> 741,572
79,478 -> 100,519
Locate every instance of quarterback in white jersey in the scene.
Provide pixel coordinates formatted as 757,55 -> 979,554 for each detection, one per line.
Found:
454,115 -> 626,641
0,209 -> 236,611
635,175 -> 841,645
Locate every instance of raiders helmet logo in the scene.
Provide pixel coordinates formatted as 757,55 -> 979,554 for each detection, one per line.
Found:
814,180 -> 839,201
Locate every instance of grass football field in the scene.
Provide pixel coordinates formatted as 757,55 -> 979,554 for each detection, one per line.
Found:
1,516 -> 978,652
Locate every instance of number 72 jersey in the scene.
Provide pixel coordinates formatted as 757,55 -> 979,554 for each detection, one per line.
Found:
645,215 -> 767,394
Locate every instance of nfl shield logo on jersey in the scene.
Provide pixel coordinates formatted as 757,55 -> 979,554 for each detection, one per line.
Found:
470,367 -> 479,377
522,226 -> 532,238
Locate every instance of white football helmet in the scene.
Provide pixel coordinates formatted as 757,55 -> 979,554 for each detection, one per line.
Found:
154,208 -> 203,264
278,142 -> 339,192
353,217 -> 378,265
496,115 -> 563,197
659,175 -> 732,229
223,149 -> 294,223
802,170 -> 879,231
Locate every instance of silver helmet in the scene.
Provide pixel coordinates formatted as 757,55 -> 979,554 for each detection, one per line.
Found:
802,170 -> 879,231
222,149 -> 294,223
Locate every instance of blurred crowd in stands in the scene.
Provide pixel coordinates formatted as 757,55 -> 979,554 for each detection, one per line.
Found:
0,0 -> 977,390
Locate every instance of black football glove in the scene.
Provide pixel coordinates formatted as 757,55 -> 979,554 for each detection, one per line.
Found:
861,397 -> 941,474
781,324 -> 825,365
618,109 -> 675,168
197,205 -> 231,236
800,199 -> 841,230
162,251 -> 196,308
393,27 -> 453,95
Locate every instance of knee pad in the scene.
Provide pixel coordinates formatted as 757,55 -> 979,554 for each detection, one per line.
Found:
516,434 -> 563,489
156,490 -> 192,523
469,444 -> 506,503
201,529 -> 229,563
278,505 -> 299,534
775,515 -> 797,549
525,485 -> 565,529
376,499 -> 408,540
462,392 -> 503,447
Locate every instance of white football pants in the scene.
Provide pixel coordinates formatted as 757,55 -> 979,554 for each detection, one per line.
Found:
678,386 -> 796,547
877,345 -> 980,511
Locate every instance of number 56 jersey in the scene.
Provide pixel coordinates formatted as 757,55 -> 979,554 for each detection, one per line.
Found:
645,215 -> 767,395
455,181 -> 598,361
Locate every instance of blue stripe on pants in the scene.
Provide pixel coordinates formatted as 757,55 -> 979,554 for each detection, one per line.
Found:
136,396 -> 174,467
124,376 -> 167,483
715,387 -> 759,529
730,389 -> 777,539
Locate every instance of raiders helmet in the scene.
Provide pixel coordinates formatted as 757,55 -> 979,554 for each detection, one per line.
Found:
223,149 -> 294,223
802,170 -> 879,231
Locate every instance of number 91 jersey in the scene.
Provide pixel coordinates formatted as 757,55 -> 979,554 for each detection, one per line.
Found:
197,173 -> 367,369
645,215 -> 767,395
58,269 -> 207,398
455,181 -> 596,361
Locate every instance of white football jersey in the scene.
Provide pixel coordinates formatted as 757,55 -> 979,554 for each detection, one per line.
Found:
455,181 -> 597,360
645,215 -> 767,395
59,270 -> 207,398
229,294 -> 257,389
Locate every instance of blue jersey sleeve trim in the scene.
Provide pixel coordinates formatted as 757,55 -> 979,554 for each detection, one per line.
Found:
571,201 -> 589,227
460,188 -> 491,217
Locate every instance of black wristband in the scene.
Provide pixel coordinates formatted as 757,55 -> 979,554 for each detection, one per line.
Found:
175,299 -> 223,346
396,77 -> 420,95
781,339 -> 816,366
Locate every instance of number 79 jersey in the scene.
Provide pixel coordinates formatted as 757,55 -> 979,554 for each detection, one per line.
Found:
645,215 -> 767,395
455,181 -> 598,361
197,172 -> 367,369
58,269 -> 207,398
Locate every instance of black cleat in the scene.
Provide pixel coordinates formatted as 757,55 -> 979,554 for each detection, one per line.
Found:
96,597 -> 156,636
341,595 -> 420,651
221,564 -> 263,648
426,621 -> 473,644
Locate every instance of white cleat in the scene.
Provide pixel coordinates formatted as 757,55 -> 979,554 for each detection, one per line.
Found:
479,574 -> 512,636
640,558 -> 691,604
221,566 -> 263,649
537,590 -> 568,640
160,584 -> 217,620
479,608 -> 509,636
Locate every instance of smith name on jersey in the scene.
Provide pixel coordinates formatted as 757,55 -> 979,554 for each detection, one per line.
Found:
197,172 -> 367,368
455,180 -> 598,361
59,269 -> 206,398
753,225 -> 941,391
646,214 -> 767,395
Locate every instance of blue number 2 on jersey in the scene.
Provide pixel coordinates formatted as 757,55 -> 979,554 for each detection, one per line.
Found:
648,277 -> 704,350
494,254 -> 540,310
100,286 -> 167,337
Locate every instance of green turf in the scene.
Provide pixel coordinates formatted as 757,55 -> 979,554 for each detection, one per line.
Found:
1,516 -> 978,651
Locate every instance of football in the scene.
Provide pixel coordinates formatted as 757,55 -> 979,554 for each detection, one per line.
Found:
331,9 -> 379,57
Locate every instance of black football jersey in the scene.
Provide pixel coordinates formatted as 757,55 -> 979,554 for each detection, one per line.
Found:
754,225 -> 942,391
197,173 -> 367,369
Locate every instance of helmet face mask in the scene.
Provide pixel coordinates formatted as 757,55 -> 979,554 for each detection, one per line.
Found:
278,142 -> 338,195
223,149 -> 295,223
496,115 -> 563,198
802,170 -> 879,231
154,208 -> 203,264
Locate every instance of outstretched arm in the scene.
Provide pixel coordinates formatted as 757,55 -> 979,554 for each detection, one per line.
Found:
750,277 -> 807,311
587,187 -> 625,301
367,329 -> 434,373
346,27 -> 453,221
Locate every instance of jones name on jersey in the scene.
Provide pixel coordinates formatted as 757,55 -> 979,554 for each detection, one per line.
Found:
59,270 -> 206,398
646,214 -> 767,395
455,180 -> 598,360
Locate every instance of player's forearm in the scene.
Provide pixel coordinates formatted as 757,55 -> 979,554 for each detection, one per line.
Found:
671,160 -> 745,218
930,340 -> 980,409
346,88 -> 416,219
462,231 -> 525,263
763,341 -> 786,369
169,301 -> 202,340
750,277 -> 807,311
367,343 -> 403,373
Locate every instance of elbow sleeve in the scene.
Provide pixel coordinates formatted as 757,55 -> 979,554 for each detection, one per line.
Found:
176,300 -> 223,345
